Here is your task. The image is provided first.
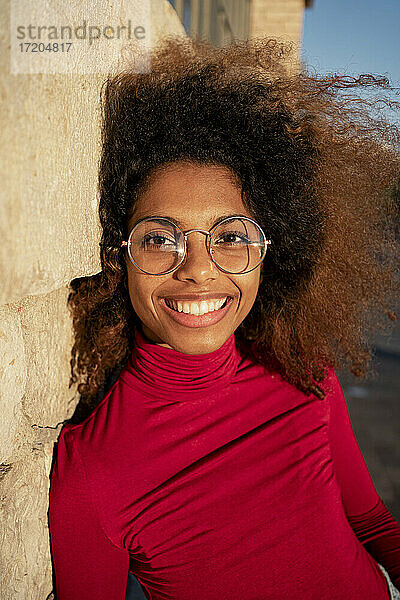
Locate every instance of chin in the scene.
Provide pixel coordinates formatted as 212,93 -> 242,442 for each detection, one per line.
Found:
160,327 -> 233,355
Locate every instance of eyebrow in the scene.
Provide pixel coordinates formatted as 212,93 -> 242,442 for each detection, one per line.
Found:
129,212 -> 252,229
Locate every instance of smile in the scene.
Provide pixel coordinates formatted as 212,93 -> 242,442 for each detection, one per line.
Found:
164,297 -> 228,315
160,297 -> 233,328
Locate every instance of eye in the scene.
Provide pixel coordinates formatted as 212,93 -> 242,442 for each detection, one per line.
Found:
141,231 -> 176,251
214,231 -> 251,246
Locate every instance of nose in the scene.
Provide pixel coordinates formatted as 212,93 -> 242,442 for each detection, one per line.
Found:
175,230 -> 219,284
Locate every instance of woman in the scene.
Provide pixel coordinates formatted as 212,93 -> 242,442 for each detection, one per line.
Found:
48,37 -> 400,599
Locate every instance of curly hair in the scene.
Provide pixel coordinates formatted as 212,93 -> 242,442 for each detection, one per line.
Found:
67,36 -> 400,420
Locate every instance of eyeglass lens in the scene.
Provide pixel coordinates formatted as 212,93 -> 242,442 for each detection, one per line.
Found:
127,217 -> 266,275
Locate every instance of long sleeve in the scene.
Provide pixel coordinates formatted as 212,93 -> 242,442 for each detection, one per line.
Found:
325,369 -> 400,589
48,426 -> 129,600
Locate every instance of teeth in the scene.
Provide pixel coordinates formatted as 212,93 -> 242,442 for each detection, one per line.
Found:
165,297 -> 228,315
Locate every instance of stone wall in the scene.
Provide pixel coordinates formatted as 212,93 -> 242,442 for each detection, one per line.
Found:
0,1 -> 184,598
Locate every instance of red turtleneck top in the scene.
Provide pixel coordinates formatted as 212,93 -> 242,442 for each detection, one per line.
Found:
48,328 -> 400,599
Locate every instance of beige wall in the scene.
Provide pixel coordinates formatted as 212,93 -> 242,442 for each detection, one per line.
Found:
250,0 -> 305,48
0,2 -> 184,598
171,0 -> 307,53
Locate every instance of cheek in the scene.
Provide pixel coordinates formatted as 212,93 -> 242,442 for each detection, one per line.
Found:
126,270 -> 152,316
126,268 -> 168,324
236,271 -> 261,314
245,272 -> 261,302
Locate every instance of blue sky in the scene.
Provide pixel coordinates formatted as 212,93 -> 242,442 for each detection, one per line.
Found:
302,0 -> 400,87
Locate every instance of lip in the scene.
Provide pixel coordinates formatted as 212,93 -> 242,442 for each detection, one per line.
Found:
161,293 -> 232,301
160,297 -> 234,328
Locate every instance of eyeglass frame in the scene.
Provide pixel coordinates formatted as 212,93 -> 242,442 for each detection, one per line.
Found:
121,214 -> 272,275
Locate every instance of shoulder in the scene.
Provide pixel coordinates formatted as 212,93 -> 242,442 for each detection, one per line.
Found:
57,374 -> 125,456
51,422 -> 86,479
317,366 -> 356,436
318,366 -> 345,398
51,401 -> 112,485
51,374 -> 138,492
50,419 -> 107,507
49,424 -> 88,513
318,367 -> 353,415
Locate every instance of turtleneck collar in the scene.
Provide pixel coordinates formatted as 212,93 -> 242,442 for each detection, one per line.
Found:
122,327 -> 241,400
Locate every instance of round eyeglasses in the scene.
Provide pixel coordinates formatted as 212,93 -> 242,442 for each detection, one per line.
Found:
121,215 -> 271,275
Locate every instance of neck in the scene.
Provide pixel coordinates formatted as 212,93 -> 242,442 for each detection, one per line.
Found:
123,326 -> 241,400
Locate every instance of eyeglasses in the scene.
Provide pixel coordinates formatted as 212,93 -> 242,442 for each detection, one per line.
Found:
121,215 -> 271,275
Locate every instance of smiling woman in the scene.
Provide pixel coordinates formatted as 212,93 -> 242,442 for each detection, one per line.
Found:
48,37 -> 400,600
123,163 -> 264,354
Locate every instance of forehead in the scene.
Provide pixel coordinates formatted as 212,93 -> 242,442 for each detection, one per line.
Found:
128,162 -> 250,228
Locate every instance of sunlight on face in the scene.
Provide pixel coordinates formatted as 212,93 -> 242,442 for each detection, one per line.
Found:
125,162 -> 262,354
